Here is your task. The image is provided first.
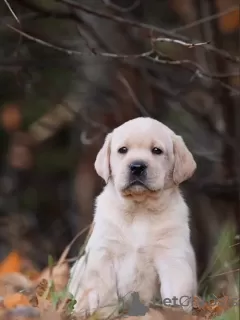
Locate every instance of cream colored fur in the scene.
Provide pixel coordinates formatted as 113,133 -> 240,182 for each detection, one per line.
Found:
68,117 -> 197,317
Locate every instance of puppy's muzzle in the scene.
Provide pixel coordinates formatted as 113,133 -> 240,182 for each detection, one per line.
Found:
127,161 -> 148,188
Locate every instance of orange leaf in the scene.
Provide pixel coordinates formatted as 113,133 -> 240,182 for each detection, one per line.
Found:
0,252 -> 22,275
0,104 -> 22,132
3,293 -> 30,309
219,9 -> 240,33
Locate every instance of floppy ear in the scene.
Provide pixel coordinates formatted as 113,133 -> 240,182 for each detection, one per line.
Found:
94,133 -> 112,183
172,135 -> 196,185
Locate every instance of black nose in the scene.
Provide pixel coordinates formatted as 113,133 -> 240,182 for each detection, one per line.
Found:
130,161 -> 147,176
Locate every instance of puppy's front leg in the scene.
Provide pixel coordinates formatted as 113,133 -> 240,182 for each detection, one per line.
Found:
68,250 -> 119,318
155,247 -> 197,313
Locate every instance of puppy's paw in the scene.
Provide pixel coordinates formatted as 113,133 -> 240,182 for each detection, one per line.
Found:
179,295 -> 194,314
174,294 -> 195,313
74,288 -> 119,319
73,288 -> 96,316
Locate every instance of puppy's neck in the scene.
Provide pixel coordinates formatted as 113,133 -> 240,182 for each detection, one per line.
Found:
104,181 -> 180,216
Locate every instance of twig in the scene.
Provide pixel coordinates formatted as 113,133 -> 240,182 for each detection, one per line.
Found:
0,12 -> 41,32
217,81 -> 240,97
3,0 -> 20,24
57,0 -> 240,63
5,24 -> 240,97
6,24 -> 240,81
230,242 -> 240,248
148,75 -> 240,154
152,37 -> 240,91
152,37 -> 210,48
172,5 -> 239,33
117,73 -> 150,116
12,0 -> 240,63
147,55 -> 240,81
209,268 -> 240,278
76,24 -> 96,55
101,0 -> 140,13
57,224 -> 91,265
12,0 -> 83,22
6,23 -> 154,59
65,256 -> 79,263
6,24 -> 84,55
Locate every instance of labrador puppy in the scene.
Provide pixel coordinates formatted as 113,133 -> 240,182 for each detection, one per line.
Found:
68,117 -> 197,317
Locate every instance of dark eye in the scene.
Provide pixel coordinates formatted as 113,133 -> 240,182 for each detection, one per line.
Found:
152,147 -> 163,155
118,147 -> 128,154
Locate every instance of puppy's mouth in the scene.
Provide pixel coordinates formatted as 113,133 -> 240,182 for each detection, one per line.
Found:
128,180 -> 148,188
122,179 -> 153,193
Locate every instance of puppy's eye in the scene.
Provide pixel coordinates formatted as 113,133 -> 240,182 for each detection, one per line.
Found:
152,147 -> 163,155
118,147 -> 128,154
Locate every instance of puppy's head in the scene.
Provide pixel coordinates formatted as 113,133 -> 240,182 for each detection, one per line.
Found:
95,118 -> 196,197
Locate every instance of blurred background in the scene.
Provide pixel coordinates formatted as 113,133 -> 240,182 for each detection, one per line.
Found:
0,0 -> 239,297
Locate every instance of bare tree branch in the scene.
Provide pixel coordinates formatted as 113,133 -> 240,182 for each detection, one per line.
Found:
117,73 -> 150,116
172,5 -> 239,33
148,74 -> 240,155
153,37 -> 210,48
101,0 -> 140,13
146,54 -> 240,94
5,24 -> 154,59
57,0 -> 240,63
10,0 -> 240,64
11,0 -> 83,22
3,0 -> 20,24
5,23 -> 240,97
148,57 -> 238,81
6,24 -> 81,55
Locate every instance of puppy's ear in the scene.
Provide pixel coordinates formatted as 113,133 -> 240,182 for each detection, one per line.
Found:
172,135 -> 196,185
94,133 -> 112,183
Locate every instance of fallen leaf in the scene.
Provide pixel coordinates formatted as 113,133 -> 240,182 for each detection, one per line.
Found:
35,279 -> 49,298
29,280 -> 53,313
0,252 -> 22,275
3,293 -> 30,309
0,272 -> 33,297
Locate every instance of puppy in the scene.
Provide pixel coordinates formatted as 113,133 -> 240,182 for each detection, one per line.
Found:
68,117 -> 197,317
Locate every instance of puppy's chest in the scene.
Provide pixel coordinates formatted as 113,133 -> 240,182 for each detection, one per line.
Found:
105,217 -> 158,300
107,216 -> 155,254
128,219 -> 149,247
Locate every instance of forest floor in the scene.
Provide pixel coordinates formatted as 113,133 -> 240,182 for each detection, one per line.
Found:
0,233 -> 239,320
